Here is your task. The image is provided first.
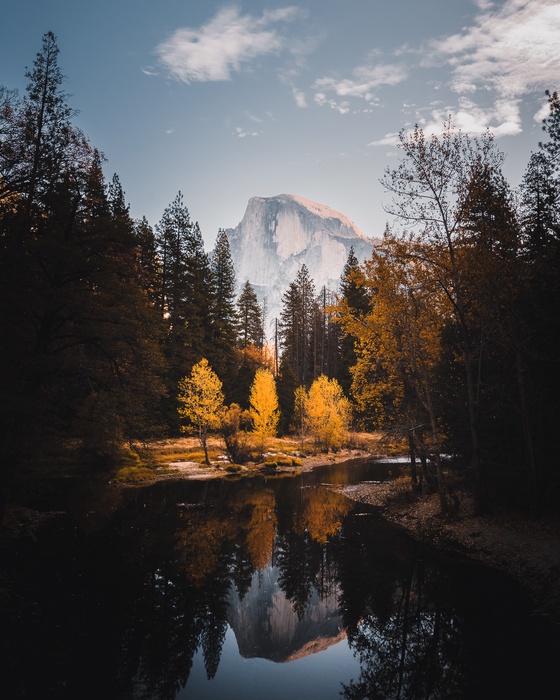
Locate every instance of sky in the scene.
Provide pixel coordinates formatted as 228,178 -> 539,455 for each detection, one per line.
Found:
1,0 -> 559,248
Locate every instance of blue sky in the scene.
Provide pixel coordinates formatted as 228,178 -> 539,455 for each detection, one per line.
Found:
2,0 -> 559,248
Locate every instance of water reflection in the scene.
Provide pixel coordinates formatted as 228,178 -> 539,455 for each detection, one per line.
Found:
2,459 -> 558,699
228,565 -> 344,662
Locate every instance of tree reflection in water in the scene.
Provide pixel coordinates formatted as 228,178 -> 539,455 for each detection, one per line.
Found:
3,464 -> 557,699
339,517 -> 465,699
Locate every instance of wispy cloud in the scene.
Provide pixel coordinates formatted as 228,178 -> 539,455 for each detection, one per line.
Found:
292,87 -> 308,108
370,96 -> 522,147
244,111 -> 264,123
314,93 -> 350,114
313,62 -> 407,109
371,0 -> 559,144
155,5 -> 304,83
434,0 -> 560,99
235,126 -> 260,138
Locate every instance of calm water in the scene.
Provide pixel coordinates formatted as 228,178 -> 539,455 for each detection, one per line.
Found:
2,459 -> 558,699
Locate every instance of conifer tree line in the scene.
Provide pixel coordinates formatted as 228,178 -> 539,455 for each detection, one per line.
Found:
337,107 -> 560,516
0,34 -> 269,505
2,34 -> 560,516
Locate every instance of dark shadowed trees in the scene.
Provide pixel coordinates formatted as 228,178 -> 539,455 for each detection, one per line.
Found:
0,33 -> 165,514
155,193 -> 215,429
279,264 -> 315,387
210,229 -> 238,397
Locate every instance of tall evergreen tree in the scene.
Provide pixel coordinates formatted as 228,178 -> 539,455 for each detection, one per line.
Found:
519,152 -> 559,256
276,356 -> 299,434
210,229 -> 238,396
237,280 -> 264,349
336,247 -> 370,396
0,32 -> 77,219
0,34 -> 166,512
133,215 -> 162,306
155,194 -> 215,425
540,89 -> 560,168
279,264 -> 315,387
309,286 -> 341,382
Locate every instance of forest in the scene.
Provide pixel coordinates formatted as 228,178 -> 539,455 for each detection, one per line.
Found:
1,33 -> 559,520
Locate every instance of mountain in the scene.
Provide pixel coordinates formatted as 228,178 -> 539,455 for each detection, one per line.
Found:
224,194 -> 378,332
228,565 -> 345,663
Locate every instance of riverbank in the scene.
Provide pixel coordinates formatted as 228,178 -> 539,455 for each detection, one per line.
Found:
5,436 -> 559,624
336,478 -> 560,624
130,440 -> 560,624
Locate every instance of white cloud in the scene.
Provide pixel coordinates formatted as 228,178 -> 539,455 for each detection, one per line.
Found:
372,0 -> 558,145
369,132 -> 400,147
156,5 -> 304,83
369,97 -> 522,147
235,126 -> 259,138
314,92 -> 350,114
534,99 -> 551,123
244,111 -> 264,123
435,0 -> 560,99
292,88 -> 307,108
314,62 -> 407,106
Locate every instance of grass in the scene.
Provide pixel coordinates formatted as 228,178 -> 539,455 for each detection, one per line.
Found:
113,466 -> 157,483
116,430 -> 388,477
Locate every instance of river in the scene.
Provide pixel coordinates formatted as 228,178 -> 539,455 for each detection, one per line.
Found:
1,458 -> 558,698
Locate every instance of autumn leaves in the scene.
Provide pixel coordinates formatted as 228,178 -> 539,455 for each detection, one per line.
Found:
178,359 -> 351,464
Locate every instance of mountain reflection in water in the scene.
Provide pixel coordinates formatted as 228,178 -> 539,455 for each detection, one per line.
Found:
228,565 -> 345,663
2,459 -> 558,699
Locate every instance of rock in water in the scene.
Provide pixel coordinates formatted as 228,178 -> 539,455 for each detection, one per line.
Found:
225,194 -> 378,332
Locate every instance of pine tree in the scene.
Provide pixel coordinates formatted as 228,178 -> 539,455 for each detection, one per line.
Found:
309,285 -> 341,382
155,192 -> 191,323
1,33 -> 170,488
275,357 -> 298,434
210,229 -> 238,393
337,246 -> 371,395
0,33 -> 166,504
519,152 -> 559,256
540,89 -> 560,169
1,32 -> 77,221
155,194 -> 215,424
133,216 -> 162,306
279,264 -> 315,386
237,280 -> 264,349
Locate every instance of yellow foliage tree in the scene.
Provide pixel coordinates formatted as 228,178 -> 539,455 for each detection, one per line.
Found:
306,375 -> 351,452
177,358 -> 224,465
338,236 -> 451,513
249,368 -> 279,457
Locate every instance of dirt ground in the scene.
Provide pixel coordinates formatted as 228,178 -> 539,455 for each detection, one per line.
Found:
335,478 -> 560,624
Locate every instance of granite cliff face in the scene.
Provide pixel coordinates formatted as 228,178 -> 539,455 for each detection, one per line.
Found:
228,566 -> 345,663
225,194 -> 377,331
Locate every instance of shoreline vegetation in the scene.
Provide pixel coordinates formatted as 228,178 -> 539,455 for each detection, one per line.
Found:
110,433 -> 560,623
3,432 -> 559,623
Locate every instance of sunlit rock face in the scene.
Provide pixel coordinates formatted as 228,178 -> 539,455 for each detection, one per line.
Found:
228,565 -> 345,663
225,194 -> 378,331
